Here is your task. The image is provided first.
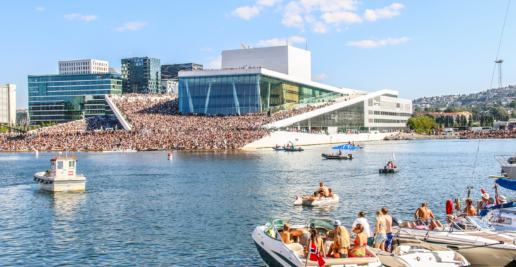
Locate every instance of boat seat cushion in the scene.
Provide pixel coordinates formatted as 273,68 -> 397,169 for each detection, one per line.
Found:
287,243 -> 304,252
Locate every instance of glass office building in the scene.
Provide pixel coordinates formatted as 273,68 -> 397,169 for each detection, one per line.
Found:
28,73 -> 122,125
121,57 -> 161,94
162,63 -> 202,79
178,73 -> 347,115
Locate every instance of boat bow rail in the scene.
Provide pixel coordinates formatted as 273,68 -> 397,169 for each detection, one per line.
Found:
105,95 -> 132,131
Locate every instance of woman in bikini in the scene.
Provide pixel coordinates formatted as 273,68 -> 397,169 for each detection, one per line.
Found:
304,229 -> 326,258
328,188 -> 335,199
374,210 -> 387,251
328,223 -> 350,258
348,224 -> 367,257
459,198 -> 477,217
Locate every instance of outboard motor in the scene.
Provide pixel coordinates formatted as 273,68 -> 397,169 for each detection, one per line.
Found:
508,157 -> 516,164
391,216 -> 403,227
348,154 -> 353,159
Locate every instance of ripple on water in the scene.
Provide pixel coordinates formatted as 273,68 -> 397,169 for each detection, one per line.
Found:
0,139 -> 513,265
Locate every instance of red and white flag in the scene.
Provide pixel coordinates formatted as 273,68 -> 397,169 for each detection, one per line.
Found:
309,240 -> 325,267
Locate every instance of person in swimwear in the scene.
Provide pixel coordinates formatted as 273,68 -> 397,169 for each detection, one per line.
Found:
289,227 -> 310,248
459,198 -> 477,217
327,188 -> 335,199
304,229 -> 326,258
414,203 -> 435,223
328,220 -> 350,258
348,224 -> 367,257
280,224 -> 292,244
316,182 -> 330,197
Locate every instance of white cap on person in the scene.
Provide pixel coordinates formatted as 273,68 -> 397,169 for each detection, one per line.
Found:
334,220 -> 341,226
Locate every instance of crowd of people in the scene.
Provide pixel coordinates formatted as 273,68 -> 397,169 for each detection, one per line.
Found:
459,129 -> 516,139
0,94 -> 337,151
179,65 -> 269,72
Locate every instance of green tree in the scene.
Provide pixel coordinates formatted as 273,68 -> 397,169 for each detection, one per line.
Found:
509,101 -> 516,108
406,116 -> 437,133
468,115 -> 473,127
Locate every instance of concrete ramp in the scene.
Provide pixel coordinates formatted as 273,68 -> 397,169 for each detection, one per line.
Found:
105,95 -> 132,130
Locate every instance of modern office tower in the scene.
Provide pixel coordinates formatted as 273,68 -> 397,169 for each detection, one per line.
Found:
178,46 -> 412,131
59,59 -> 109,75
121,57 -> 161,94
0,84 -> 16,125
221,46 -> 311,80
28,73 -> 122,125
161,63 -> 203,79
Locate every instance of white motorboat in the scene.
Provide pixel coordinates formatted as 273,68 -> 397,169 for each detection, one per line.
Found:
371,238 -> 470,267
252,218 -> 382,267
392,217 -> 516,267
293,195 -> 339,206
495,155 -> 516,180
33,156 -> 86,192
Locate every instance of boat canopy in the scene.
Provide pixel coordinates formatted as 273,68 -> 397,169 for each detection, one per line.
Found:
332,144 -> 359,150
496,178 -> 516,191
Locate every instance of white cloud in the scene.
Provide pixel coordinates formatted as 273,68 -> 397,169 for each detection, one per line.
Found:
300,0 -> 360,13
311,73 -> 327,80
256,35 -> 306,47
36,7 -> 45,11
113,21 -> 148,31
282,1 -> 304,27
200,47 -> 212,51
232,6 -> 260,20
64,13 -> 99,21
311,21 -> 329,33
347,37 -> 410,48
321,11 -> 362,23
257,0 -> 283,6
364,3 -> 404,21
207,56 -> 222,69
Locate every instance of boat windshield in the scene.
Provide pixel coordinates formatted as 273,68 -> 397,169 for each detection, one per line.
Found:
466,216 -> 494,230
265,218 -> 291,229
305,219 -> 334,230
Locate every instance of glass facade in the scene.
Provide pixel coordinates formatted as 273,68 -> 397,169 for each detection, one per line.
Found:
162,63 -> 202,79
28,73 -> 122,125
178,74 -> 343,115
121,57 -> 161,94
289,101 -> 364,129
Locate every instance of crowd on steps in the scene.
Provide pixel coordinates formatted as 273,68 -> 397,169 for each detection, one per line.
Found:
0,94 -> 336,151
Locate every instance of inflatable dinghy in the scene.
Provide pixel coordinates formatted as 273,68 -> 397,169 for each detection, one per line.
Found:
294,194 -> 339,206
379,168 -> 399,173
284,147 -> 304,152
272,147 -> 285,151
322,153 -> 353,160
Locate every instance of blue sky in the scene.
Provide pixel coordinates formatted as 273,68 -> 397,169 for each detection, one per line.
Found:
1,0 -> 515,109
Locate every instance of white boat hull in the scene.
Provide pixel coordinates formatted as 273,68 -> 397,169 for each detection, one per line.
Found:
34,172 -> 86,192
252,225 -> 381,267
501,165 -> 516,180
294,195 -> 339,206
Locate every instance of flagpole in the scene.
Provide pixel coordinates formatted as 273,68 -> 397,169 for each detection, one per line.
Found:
305,237 -> 310,267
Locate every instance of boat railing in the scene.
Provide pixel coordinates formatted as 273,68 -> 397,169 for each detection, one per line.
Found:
494,154 -> 514,165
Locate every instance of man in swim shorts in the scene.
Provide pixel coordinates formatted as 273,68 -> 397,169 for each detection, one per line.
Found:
414,202 -> 435,225
290,228 -> 311,247
316,182 -> 330,197
382,207 -> 393,252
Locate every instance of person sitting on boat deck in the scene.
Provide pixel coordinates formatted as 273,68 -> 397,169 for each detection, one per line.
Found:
338,150 -> 342,155
280,223 -> 293,244
389,161 -> 395,168
414,203 -> 435,222
327,188 -> 335,199
348,224 -> 367,258
290,227 -> 310,248
487,197 -> 496,208
276,144 -> 280,148
304,229 -> 326,258
480,193 -> 490,209
459,198 -> 477,217
351,211 -> 374,246
316,182 -> 330,197
500,195 -> 508,204
327,220 -> 350,258
45,170 -> 51,175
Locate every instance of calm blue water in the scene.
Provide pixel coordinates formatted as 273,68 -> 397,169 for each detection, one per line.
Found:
0,139 -> 515,266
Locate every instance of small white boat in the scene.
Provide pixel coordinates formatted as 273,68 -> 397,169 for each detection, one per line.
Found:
371,238 -> 470,267
294,195 -> 339,206
33,156 -> 86,192
495,155 -> 516,180
252,218 -> 382,267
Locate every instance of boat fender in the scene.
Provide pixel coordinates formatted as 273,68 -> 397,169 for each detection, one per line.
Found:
455,198 -> 461,211
391,216 -> 403,227
446,200 -> 454,215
